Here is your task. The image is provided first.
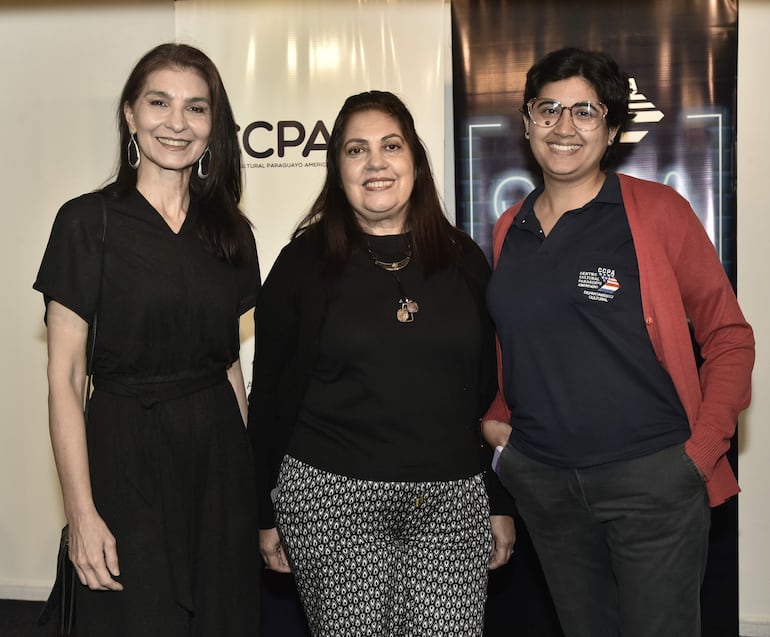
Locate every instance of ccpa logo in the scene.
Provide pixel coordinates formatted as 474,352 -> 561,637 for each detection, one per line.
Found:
241,120 -> 330,159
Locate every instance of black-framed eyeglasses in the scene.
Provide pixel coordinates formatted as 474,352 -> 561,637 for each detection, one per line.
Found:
524,98 -> 608,132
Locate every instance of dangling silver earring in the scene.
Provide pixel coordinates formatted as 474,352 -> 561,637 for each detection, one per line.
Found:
197,146 -> 211,179
127,132 -> 140,169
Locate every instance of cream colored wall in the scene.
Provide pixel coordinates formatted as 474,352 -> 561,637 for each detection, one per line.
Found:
737,1 -> 770,634
0,1 -> 768,633
0,0 -> 175,599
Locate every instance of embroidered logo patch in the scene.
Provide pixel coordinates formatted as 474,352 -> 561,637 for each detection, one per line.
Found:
577,267 -> 621,303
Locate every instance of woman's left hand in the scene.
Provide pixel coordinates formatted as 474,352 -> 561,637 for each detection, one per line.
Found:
488,514 -> 516,569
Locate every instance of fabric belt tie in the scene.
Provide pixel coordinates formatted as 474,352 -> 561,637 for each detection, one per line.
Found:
93,368 -> 226,408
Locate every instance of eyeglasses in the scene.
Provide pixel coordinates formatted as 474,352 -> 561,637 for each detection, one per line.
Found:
524,98 -> 608,132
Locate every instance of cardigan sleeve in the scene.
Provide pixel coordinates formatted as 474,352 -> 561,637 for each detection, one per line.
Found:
620,174 -> 754,503
482,202 -> 521,426
667,200 -> 754,481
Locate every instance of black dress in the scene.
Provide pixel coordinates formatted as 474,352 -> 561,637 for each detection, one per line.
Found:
34,189 -> 261,637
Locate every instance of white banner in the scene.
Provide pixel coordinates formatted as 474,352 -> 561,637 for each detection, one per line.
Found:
175,0 -> 449,272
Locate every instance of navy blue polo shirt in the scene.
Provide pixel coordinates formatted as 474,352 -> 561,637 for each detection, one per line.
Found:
487,172 -> 690,468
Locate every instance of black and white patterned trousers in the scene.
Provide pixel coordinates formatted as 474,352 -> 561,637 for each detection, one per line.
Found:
274,456 -> 492,637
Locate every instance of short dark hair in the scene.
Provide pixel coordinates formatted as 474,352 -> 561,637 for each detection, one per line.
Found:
111,43 -> 252,263
522,47 -> 633,167
296,90 -> 459,274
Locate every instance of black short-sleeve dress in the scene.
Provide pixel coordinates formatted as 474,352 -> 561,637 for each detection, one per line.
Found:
34,189 -> 261,637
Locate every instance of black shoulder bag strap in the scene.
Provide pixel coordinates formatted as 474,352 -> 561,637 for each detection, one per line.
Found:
84,195 -> 107,418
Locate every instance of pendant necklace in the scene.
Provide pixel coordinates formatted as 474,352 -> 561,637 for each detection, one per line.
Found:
369,245 -> 411,271
366,239 -> 420,323
393,273 -> 419,323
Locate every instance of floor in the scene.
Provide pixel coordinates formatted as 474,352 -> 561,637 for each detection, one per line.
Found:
0,597 -> 754,636
0,600 -> 60,637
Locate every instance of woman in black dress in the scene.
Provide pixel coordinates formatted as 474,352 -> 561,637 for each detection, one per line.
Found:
34,43 -> 261,637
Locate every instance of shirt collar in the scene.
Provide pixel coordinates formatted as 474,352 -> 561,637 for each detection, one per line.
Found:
515,171 -> 621,228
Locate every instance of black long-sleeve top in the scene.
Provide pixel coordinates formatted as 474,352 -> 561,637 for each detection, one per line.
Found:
247,224 -> 513,528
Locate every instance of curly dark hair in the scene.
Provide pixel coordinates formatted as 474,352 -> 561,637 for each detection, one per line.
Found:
522,47 -> 634,168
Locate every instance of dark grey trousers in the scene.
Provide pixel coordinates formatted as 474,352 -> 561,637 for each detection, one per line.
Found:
497,443 -> 711,637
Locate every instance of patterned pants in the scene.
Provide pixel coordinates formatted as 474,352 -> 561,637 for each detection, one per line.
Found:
274,456 -> 492,637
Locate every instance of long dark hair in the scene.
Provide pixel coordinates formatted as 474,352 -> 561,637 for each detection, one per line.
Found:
295,90 -> 458,275
522,47 -> 634,168
110,43 -> 253,264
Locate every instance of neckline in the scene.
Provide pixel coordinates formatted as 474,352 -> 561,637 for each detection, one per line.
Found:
132,188 -> 195,236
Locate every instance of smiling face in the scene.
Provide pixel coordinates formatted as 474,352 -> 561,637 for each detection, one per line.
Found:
339,109 -> 415,235
523,75 -> 618,185
123,66 -> 212,178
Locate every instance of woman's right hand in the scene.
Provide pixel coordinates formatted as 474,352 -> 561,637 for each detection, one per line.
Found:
259,527 -> 291,573
68,511 -> 123,591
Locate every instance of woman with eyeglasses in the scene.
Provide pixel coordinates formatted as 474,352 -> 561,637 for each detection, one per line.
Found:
481,47 -> 754,637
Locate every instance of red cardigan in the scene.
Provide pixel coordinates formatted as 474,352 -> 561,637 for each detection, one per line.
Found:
484,173 -> 755,507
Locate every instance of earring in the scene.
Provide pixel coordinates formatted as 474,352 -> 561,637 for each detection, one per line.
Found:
524,131 -> 530,139
197,146 -> 211,179
608,137 -> 615,146
127,132 -> 140,169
